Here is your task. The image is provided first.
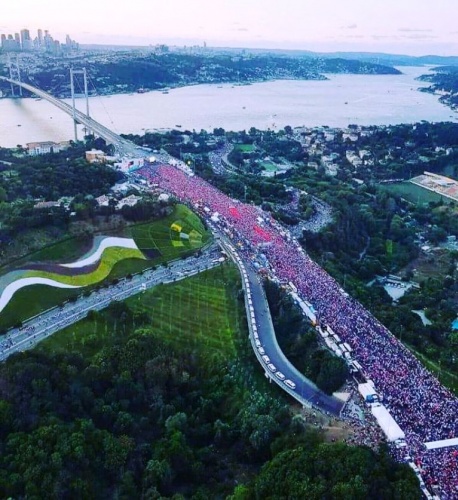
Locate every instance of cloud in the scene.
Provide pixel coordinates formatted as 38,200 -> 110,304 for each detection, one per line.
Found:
341,23 -> 357,30
345,35 -> 364,39
372,35 -> 397,40
401,34 -> 438,40
398,28 -> 433,33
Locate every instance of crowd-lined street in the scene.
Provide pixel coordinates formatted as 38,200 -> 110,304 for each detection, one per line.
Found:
139,162 -> 458,499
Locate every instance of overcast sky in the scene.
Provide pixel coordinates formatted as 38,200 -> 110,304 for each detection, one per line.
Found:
2,0 -> 458,56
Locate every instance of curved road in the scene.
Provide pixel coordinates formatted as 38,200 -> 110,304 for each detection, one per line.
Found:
215,230 -> 344,416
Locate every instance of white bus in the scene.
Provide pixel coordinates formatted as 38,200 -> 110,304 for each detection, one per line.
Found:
285,379 -> 296,390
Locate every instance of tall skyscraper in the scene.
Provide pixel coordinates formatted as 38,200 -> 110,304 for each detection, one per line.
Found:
37,28 -> 43,46
20,29 -> 32,50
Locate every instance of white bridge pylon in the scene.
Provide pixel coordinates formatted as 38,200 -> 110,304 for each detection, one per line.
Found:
70,67 -> 90,141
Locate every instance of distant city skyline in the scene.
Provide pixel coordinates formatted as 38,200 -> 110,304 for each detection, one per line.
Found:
2,0 -> 458,56
0,27 -> 78,53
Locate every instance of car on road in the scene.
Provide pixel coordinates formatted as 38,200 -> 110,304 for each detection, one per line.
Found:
275,371 -> 286,381
255,339 -> 261,347
267,363 -> 276,373
284,379 -> 296,390
258,347 -> 265,355
262,355 -> 270,364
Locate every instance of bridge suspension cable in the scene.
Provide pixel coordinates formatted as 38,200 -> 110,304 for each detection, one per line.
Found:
85,73 -> 120,135
0,75 -> 146,158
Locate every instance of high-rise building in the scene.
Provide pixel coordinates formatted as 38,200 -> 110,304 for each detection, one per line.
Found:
44,30 -> 53,51
53,40 -> 61,54
37,28 -> 43,46
2,34 -> 20,51
20,29 -> 32,50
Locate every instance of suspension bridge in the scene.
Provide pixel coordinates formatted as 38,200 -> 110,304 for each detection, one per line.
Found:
0,74 -> 147,158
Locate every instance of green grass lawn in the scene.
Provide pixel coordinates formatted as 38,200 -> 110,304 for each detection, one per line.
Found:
18,236 -> 92,265
0,285 -> 81,331
235,144 -> 255,153
37,264 -> 245,362
130,204 -> 211,261
0,256 -> 153,332
0,205 -> 212,331
31,247 -> 146,286
261,161 -> 278,172
0,235 -> 92,274
382,182 -> 451,205
2,205 -> 209,273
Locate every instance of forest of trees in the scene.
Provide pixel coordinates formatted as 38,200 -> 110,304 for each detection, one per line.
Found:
0,140 -> 122,202
0,301 -> 420,499
419,66 -> 458,108
264,279 -> 348,394
0,141 -> 121,250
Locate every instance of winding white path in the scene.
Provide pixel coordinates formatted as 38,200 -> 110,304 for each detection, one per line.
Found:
0,237 -> 142,315
0,277 -> 82,313
61,237 -> 139,268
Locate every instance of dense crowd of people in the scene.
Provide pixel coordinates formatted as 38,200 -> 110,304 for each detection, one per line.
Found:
340,385 -> 387,452
139,162 -> 458,498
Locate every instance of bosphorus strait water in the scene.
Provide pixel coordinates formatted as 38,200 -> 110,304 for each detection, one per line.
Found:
0,66 -> 455,148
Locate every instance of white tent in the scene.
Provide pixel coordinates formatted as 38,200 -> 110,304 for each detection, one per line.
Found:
371,404 -> 405,442
425,437 -> 458,450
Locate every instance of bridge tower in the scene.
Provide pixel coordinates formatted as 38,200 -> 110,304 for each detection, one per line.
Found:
7,53 -> 22,97
69,67 -> 90,141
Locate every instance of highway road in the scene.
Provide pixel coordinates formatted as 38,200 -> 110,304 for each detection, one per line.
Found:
0,245 -> 223,361
245,265 -> 344,415
208,143 -> 235,175
215,229 -> 344,416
